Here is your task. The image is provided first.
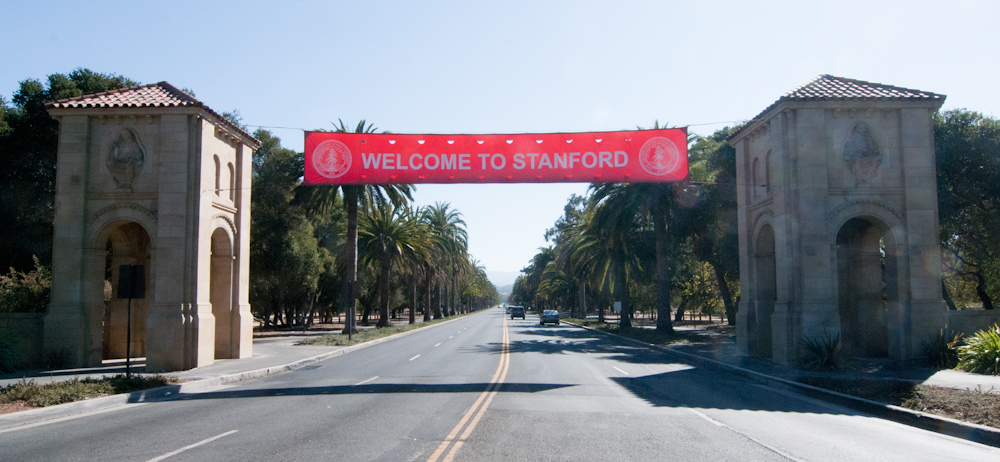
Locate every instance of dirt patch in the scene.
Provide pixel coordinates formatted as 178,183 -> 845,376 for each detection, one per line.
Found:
0,401 -> 32,415
902,384 -> 1000,429
798,377 -> 1000,429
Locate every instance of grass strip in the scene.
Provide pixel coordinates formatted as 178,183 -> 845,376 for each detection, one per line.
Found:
296,312 -> 474,347
798,377 -> 1000,429
0,374 -> 176,408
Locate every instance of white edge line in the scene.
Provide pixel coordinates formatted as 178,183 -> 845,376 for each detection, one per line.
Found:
688,408 -> 724,427
145,430 -> 238,462
409,354 -> 421,361
355,376 -> 379,386
0,403 -> 147,435
687,409 -> 807,462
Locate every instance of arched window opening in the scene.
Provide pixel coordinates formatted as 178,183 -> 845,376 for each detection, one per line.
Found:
213,155 -> 221,196
228,162 -> 235,201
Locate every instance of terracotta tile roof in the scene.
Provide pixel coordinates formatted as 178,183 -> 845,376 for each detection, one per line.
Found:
730,75 -> 945,140
782,74 -> 943,102
47,81 -> 259,147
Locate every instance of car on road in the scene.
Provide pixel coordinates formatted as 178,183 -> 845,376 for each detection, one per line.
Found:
540,310 -> 560,325
505,306 -> 511,314
509,306 -> 525,319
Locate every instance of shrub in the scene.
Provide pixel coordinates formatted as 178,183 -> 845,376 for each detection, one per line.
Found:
0,375 -> 174,407
923,327 -> 964,369
0,256 -> 51,313
956,324 -> 1000,376
800,333 -> 850,371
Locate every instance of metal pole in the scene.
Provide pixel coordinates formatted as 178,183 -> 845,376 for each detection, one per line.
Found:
126,297 -> 132,378
348,281 -> 354,342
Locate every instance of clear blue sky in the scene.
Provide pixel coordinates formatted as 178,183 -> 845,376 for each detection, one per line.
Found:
3,1 -> 997,286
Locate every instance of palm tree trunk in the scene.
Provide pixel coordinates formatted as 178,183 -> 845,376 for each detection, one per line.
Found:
343,186 -> 359,334
409,272 -> 417,324
577,280 -> 586,319
654,194 -> 674,333
453,272 -> 460,314
377,254 -> 392,327
617,263 -> 631,329
598,281 -> 607,323
435,282 -> 443,319
444,283 -> 451,317
423,267 -> 433,321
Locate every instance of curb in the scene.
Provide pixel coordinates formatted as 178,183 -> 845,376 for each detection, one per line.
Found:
0,314 -> 468,431
565,321 -> 1000,449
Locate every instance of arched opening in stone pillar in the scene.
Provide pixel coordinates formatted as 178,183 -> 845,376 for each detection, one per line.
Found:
836,217 -> 893,357
754,225 -> 776,358
211,227 -> 235,359
101,221 -> 151,360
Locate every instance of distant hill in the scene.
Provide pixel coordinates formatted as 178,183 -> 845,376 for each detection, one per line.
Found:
486,270 -> 519,287
495,283 -> 514,303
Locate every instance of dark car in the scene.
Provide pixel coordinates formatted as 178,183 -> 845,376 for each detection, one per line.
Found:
509,306 -> 525,319
540,310 -> 560,325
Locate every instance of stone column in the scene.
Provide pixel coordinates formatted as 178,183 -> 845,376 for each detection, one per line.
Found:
45,115 -> 92,367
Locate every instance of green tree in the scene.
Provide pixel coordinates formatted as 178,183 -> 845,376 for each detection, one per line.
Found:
685,126 -> 742,324
588,182 -> 662,330
0,69 -> 137,271
295,120 -> 413,332
358,203 -> 430,327
574,196 -> 652,329
422,202 -> 468,318
935,109 -> 1000,309
544,194 -> 591,318
249,129 -> 329,326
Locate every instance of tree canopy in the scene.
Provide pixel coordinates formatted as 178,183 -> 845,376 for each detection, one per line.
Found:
0,68 -> 138,271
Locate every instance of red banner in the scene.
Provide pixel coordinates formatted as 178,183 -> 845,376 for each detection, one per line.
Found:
303,129 -> 687,185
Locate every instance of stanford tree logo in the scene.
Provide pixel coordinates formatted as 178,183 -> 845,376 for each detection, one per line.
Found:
313,140 -> 352,179
638,137 -> 680,176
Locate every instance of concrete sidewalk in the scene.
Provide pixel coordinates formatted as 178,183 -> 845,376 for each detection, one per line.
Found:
0,334 -> 346,388
666,327 -> 1000,394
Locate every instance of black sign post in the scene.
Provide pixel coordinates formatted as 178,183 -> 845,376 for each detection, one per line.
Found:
117,265 -> 145,378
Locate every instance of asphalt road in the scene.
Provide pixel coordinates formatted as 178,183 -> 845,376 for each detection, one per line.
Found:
2,308 -> 998,461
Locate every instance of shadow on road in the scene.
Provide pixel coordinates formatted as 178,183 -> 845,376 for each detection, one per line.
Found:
470,321 -> 870,417
610,370 -> 864,415
169,382 -> 574,402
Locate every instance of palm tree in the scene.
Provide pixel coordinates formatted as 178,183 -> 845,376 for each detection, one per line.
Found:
574,197 -> 651,328
461,257 -> 499,311
295,119 -> 413,334
537,260 -> 575,312
547,195 -> 590,318
403,211 -> 434,324
422,203 -> 468,318
358,203 -> 430,327
582,121 -> 692,333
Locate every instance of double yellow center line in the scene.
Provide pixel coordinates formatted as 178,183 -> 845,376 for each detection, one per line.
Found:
426,316 -> 510,462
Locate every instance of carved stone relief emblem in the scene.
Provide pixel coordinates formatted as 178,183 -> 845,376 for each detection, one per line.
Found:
843,123 -> 881,187
106,128 -> 146,189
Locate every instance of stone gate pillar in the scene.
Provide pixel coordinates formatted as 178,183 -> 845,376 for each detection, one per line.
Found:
45,82 -> 259,371
728,75 -> 947,365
